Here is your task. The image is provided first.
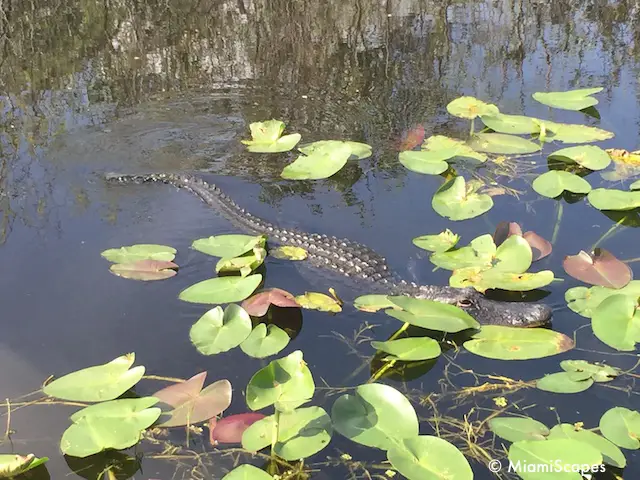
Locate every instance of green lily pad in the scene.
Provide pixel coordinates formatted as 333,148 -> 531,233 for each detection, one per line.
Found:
152,372 -> 232,427
565,281 -> 640,318
353,294 -> 399,313
241,120 -> 301,153
599,407 -> 640,450
429,234 -> 496,270
246,350 -> 314,412
549,424 -> 626,468
549,145 -> 611,171
192,235 -> 266,259
422,135 -> 487,162
432,176 -> 494,221
179,274 -> 262,304
386,296 -> 480,333
270,246 -> 308,260
630,179 -> 640,191
109,260 -> 178,281
281,143 -> 351,180
0,454 -> 49,477
451,268 -> 555,293
480,113 -> 540,134
60,397 -> 161,458
242,406 -> 332,460
294,292 -> 342,313
591,294 -> 640,351
535,372 -> 594,393
398,150 -> 450,175
189,304 -> 253,355
101,244 -> 176,263
532,171 -> 591,198
216,248 -> 266,277
533,87 -> 603,111
412,229 -> 460,253
331,383 -> 419,450
299,140 -> 372,160
544,121 -> 614,144
43,353 -> 145,402
560,359 -> 621,382
463,326 -> 574,360
222,465 -> 274,480
387,436 -> 473,480
240,324 -> 290,358
446,96 -> 499,119
370,337 -> 442,361
488,417 -> 550,442
508,438 -> 603,479
493,235 -> 533,273
588,188 -> 640,211
468,133 -> 541,154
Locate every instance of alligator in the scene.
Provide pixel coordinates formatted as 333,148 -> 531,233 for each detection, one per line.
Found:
104,172 -> 553,327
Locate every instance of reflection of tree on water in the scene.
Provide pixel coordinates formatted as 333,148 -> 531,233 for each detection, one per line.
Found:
0,0 -> 639,242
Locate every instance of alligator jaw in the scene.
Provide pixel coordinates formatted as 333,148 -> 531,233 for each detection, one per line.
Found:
462,291 -> 553,328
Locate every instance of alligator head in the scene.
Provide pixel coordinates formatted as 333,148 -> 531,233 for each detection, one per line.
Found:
415,286 -> 552,327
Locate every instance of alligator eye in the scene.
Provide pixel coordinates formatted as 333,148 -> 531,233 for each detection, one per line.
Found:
457,299 -> 473,308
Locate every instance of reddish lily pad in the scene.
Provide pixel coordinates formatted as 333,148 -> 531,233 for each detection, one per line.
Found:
210,413 -> 267,445
109,260 -> 178,281
397,125 -> 426,151
493,221 -> 523,246
241,288 -> 301,317
153,372 -> 232,427
563,249 -> 632,288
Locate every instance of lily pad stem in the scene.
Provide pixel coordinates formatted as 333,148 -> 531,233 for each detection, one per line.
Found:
591,215 -> 627,250
469,118 -> 475,138
271,409 -> 281,454
367,322 -> 410,383
550,201 -> 563,245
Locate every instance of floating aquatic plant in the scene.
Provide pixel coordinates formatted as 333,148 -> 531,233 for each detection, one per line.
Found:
241,119 -> 301,153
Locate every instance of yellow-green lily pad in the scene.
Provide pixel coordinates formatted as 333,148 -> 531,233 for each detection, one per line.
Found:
463,326 -> 574,360
241,120 -> 301,153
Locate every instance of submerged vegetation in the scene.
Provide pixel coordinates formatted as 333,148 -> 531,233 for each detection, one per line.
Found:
3,87 -> 640,480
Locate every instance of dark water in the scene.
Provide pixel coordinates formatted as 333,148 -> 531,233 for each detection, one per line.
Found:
1,0 -> 640,478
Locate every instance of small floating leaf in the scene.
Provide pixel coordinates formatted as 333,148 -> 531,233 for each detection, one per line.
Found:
599,407 -> 640,450
60,398 -> 161,458
422,135 -> 487,162
43,353 -> 144,402
192,234 -> 266,259
430,233 -> 496,270
412,229 -> 460,253
446,96 -> 499,119
565,281 -> 640,318
468,133 -> 541,154
294,292 -> 342,313
101,244 -> 176,263
536,372 -> 594,393
353,295 -> 399,313
532,170 -> 591,198
210,413 -> 266,445
398,150 -> 449,175
464,326 -> 574,360
561,359 -> 621,383
241,288 -> 300,317
397,125 -> 426,151
523,231 -> 553,261
153,373 -> 232,427
331,383 -> 419,450
240,324 -> 290,358
190,304 -> 253,355
179,274 -> 262,304
562,249 -> 632,288
588,188 -> 640,211
548,145 -> 611,170
299,140 -> 372,160
386,296 -> 479,333
0,454 -> 48,477
630,179 -> 640,190
242,406 -> 333,460
508,439 -> 603,478
432,176 -> 494,221
592,294 -> 640,351
282,143 -> 351,180
480,113 -> 540,134
533,87 -> 603,111
222,464 -> 273,480
452,268 -> 554,293
545,121 -> 614,143
548,424 -> 626,468
109,259 -> 178,281
270,246 -> 308,260
387,436 -> 473,480
370,337 -> 441,361
246,350 -> 314,412
216,248 -> 266,277
492,235 -> 533,273
488,417 -> 550,442
241,120 -> 301,153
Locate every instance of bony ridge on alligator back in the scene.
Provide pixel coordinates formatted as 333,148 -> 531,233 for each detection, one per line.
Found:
103,172 -> 553,327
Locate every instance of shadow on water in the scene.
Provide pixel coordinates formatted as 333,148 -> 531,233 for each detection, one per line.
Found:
1,0 -> 640,478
